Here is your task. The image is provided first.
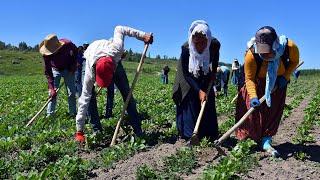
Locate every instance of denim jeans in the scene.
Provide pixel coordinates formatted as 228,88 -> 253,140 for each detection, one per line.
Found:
47,69 -> 77,116
75,66 -> 83,97
161,74 -> 168,84
105,79 -> 114,114
114,62 -> 141,133
81,62 -> 102,131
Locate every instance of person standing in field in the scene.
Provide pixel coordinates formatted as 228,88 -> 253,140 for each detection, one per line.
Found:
235,26 -> 299,157
75,25 -> 153,142
39,34 -> 77,118
231,59 -> 241,86
172,20 -> 220,141
216,65 -> 230,96
161,65 -> 170,84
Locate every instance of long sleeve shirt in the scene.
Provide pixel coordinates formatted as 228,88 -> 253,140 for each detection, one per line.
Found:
76,26 -> 146,131
245,39 -> 299,99
43,39 -> 78,90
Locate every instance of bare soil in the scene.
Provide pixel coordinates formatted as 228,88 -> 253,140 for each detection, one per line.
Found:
88,95 -> 320,180
242,94 -> 320,180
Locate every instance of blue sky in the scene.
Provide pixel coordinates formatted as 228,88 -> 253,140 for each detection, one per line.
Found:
0,0 -> 319,69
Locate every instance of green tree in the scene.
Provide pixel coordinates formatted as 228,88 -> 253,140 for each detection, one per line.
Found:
0,41 -> 5,50
18,42 -> 28,51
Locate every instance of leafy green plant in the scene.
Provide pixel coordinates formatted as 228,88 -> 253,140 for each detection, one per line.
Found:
294,151 -> 307,161
136,165 -> 160,180
202,140 -> 257,180
163,147 -> 197,175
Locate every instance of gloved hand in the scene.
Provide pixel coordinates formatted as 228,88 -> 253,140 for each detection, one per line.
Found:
250,97 -> 260,108
49,88 -> 57,98
276,76 -> 288,89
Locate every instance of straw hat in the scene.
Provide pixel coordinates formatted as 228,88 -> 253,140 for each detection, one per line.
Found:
39,34 -> 65,56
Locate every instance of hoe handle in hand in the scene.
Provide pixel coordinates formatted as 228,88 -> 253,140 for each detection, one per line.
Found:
26,83 -> 64,127
231,60 -> 304,104
190,78 -> 215,145
214,87 -> 272,146
110,40 -> 151,146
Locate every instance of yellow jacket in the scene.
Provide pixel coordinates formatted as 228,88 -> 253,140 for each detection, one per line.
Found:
245,39 -> 299,99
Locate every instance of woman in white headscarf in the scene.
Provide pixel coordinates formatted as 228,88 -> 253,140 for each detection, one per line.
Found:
172,20 -> 220,141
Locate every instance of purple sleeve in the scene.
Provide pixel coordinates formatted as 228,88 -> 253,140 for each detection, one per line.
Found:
43,56 -> 54,90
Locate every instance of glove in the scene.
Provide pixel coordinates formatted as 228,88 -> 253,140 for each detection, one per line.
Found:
75,131 -> 85,142
276,76 -> 288,89
49,88 -> 57,98
250,97 -> 260,108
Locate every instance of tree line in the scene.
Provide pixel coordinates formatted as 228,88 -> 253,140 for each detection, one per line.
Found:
0,40 -> 39,52
125,48 -> 177,62
0,40 -> 178,61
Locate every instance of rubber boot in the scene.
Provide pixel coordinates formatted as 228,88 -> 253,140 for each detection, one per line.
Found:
262,136 -> 280,157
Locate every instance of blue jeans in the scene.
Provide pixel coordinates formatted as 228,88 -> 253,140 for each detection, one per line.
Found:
75,66 -> 83,97
81,62 -> 102,131
161,74 -> 168,84
114,62 -> 141,133
105,79 -> 114,114
47,69 -> 77,116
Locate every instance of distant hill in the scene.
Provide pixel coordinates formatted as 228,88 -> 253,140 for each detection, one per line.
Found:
0,50 -> 233,76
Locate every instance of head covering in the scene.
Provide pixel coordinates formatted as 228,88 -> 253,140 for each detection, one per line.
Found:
188,20 -> 212,78
255,26 -> 278,54
247,26 -> 287,107
39,34 -> 65,56
264,35 -> 287,107
95,56 -> 115,88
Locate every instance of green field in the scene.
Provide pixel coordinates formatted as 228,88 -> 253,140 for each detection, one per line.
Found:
1,50 -> 319,179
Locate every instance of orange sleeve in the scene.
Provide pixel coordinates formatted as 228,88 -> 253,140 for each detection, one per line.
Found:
244,50 -> 258,99
284,40 -> 299,80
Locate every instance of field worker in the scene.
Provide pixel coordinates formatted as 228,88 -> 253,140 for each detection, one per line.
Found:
75,26 -> 153,142
39,34 -> 77,118
172,20 -> 220,141
231,59 -> 241,86
216,65 -> 230,96
161,65 -> 170,84
235,26 -> 299,157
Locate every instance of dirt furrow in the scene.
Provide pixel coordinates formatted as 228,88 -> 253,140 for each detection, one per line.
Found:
92,140 -> 186,179
243,93 -> 320,180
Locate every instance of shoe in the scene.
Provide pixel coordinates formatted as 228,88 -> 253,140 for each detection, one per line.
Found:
133,127 -> 144,137
104,109 -> 113,119
262,136 -> 280,157
93,129 -> 102,137
266,146 -> 280,157
75,131 -> 85,142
